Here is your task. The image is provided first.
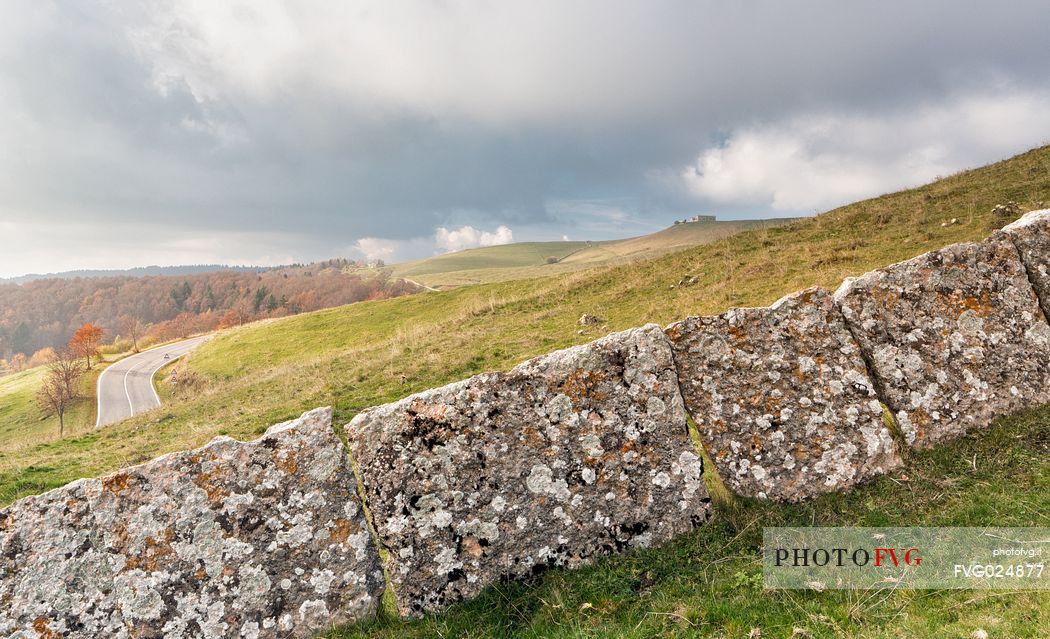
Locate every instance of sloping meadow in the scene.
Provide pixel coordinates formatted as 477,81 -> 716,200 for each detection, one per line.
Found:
3,211 -> 1047,635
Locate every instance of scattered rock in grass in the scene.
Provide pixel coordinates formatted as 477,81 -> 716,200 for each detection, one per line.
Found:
348,325 -> 711,617
0,407 -> 384,638
666,287 -> 900,502
835,236 -> 1050,448
578,313 -> 605,326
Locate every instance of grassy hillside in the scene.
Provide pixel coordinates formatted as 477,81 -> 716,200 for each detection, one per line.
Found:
558,218 -> 793,265
391,241 -> 596,278
1,145 -> 1049,634
0,364 -> 101,455
388,218 -> 791,288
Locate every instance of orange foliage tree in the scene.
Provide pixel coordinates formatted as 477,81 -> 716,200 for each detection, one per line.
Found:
69,323 -> 105,369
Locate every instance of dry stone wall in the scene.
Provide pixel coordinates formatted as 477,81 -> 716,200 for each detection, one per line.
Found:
0,408 -> 384,639
1,211 -> 1048,633
666,287 -> 900,502
348,325 -> 711,617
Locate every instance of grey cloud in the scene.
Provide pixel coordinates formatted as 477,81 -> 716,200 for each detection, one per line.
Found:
2,1 -> 1049,277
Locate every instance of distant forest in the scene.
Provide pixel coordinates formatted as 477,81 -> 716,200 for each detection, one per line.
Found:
1,264 -> 271,285
0,259 -> 416,361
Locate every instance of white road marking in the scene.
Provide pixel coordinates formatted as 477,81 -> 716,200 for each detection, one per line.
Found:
95,336 -> 209,427
122,357 -> 137,417
94,360 -> 108,428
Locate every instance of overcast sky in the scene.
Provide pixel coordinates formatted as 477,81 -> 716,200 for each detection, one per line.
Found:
2,1 -> 1049,277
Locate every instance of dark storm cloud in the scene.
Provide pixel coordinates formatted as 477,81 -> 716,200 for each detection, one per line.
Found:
2,1 -> 1050,275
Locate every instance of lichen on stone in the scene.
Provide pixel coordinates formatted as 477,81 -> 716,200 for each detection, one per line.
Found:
998,208 -> 1050,322
835,235 -> 1050,448
348,324 -> 711,617
0,407 -> 385,638
666,287 -> 900,502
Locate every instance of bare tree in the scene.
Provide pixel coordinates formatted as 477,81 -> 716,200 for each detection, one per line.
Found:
37,350 -> 83,437
119,314 -> 144,353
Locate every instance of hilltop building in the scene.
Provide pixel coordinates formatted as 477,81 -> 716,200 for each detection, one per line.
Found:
673,215 -> 717,225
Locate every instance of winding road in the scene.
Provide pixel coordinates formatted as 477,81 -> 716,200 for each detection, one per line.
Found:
95,335 -> 210,427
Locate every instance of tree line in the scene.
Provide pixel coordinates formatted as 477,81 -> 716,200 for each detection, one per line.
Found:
0,259 -> 416,370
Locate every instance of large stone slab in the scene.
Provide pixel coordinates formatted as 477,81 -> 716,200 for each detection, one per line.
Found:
835,238 -> 1050,449
0,408 -> 385,639
999,208 -> 1050,321
665,287 -> 900,502
348,325 -> 711,617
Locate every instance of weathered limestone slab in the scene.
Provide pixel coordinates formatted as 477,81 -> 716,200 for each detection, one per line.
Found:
835,238 -> 1050,449
665,288 -> 900,502
999,208 -> 1050,321
0,408 -> 384,639
348,325 -> 711,617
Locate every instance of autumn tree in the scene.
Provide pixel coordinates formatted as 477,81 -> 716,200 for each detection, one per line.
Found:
37,350 -> 83,437
118,315 -> 144,352
28,347 -> 57,367
69,323 -> 105,369
9,352 -> 27,372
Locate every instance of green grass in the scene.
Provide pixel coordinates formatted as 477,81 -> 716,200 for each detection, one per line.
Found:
1,144 -> 1049,634
392,241 -> 596,278
328,406 -> 1049,638
0,364 -> 101,453
389,219 -> 791,288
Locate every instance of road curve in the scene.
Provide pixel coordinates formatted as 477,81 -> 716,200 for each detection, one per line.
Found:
95,335 -> 210,427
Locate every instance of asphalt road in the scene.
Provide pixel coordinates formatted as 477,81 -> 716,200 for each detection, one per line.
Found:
95,335 -> 210,427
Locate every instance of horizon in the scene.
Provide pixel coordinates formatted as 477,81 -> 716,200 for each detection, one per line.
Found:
3,1 -> 1050,278
0,213 -> 800,281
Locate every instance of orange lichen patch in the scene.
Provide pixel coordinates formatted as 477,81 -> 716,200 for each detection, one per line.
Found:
274,450 -> 299,475
870,288 -> 901,315
194,566 -> 207,581
194,470 -> 230,503
102,472 -> 132,495
943,291 -> 993,319
462,537 -> 483,558
725,324 -> 747,343
32,617 -> 56,639
124,527 -> 175,572
521,426 -> 545,448
560,369 -> 608,407
330,518 -> 354,544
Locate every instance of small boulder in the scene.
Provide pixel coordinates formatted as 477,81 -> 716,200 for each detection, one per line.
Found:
578,313 -> 605,326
